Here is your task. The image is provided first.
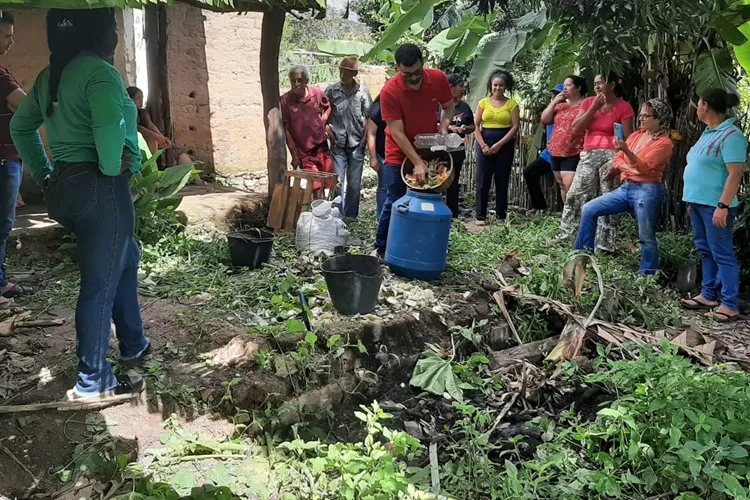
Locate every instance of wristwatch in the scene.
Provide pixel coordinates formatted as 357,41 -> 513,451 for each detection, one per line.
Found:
717,202 -> 729,210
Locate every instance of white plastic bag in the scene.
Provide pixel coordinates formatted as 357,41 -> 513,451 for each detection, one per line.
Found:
296,196 -> 350,256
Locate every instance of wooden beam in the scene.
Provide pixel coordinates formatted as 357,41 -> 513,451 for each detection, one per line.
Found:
260,7 -> 287,199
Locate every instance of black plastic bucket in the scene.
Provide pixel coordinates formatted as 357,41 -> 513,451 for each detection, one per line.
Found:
322,255 -> 383,315
227,228 -> 275,269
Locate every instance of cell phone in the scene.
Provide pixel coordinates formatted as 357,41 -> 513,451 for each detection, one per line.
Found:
614,123 -> 624,141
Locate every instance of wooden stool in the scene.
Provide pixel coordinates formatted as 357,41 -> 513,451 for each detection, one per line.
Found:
267,170 -> 338,233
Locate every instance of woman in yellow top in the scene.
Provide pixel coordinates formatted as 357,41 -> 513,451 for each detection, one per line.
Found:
473,70 -> 520,224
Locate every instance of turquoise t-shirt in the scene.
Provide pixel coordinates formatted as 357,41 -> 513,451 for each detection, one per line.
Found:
683,117 -> 747,208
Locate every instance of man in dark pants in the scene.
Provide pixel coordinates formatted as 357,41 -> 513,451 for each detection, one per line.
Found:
0,13 -> 29,308
523,83 -> 563,211
444,74 -> 475,218
374,44 -> 454,256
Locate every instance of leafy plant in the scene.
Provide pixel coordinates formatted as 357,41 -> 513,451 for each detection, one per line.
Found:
130,149 -> 200,243
272,402 -> 426,499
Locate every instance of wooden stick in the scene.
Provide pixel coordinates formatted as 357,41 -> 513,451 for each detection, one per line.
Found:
0,393 -> 138,414
15,319 -> 66,328
0,441 -> 39,487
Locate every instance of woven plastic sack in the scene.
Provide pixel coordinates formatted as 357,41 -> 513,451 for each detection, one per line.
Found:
296,196 -> 349,255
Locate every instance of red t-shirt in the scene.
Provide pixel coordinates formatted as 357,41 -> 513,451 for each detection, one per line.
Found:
380,68 -> 453,166
580,96 -> 635,151
0,66 -> 20,161
280,86 -> 329,155
547,102 -> 584,158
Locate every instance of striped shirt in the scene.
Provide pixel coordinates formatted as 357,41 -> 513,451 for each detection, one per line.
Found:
683,117 -> 747,208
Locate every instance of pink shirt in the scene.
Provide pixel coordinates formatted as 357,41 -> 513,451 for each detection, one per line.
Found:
580,97 -> 635,151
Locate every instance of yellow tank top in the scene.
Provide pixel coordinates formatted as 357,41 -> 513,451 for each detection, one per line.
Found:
479,97 -> 518,129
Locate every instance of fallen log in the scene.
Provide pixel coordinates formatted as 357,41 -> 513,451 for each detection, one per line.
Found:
490,335 -> 561,370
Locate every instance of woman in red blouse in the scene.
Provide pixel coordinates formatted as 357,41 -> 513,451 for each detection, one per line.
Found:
540,75 -> 587,202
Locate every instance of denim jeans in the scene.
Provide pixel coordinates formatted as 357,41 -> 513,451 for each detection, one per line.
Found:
575,182 -> 665,275
0,160 -> 22,287
375,155 -> 387,220
331,144 -> 365,218
446,151 -> 465,218
375,163 -> 406,252
46,163 -> 149,397
689,203 -> 740,312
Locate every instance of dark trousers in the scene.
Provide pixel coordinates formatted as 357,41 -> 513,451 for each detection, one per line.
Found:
46,163 -> 149,397
522,157 -> 552,210
446,151 -> 465,218
476,128 -> 514,220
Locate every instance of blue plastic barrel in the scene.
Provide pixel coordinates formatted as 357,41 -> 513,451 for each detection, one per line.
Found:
385,191 -> 453,280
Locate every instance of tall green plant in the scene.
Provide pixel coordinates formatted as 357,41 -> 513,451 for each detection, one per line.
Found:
130,150 -> 199,242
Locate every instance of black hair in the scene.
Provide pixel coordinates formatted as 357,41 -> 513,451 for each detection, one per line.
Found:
126,86 -> 142,100
597,72 -> 624,98
394,43 -> 423,67
566,75 -> 588,96
447,74 -> 465,87
0,12 -> 15,26
46,9 -> 118,116
487,70 -> 515,94
701,88 -> 740,115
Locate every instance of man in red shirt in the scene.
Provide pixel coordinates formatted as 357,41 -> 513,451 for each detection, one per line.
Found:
374,44 -> 454,254
280,66 -> 334,189
0,12 -> 29,309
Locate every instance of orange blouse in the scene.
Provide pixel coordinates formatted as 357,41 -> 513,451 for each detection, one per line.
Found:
613,130 -> 673,183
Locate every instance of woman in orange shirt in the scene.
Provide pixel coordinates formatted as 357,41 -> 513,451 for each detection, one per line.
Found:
574,99 -> 673,275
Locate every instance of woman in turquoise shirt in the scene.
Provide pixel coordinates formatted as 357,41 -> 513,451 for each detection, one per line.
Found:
680,89 -> 746,322
10,9 -> 149,399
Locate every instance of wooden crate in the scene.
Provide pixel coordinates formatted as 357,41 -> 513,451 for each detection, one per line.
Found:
266,170 -> 338,233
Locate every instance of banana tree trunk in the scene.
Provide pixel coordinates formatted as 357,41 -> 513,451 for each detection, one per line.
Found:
260,8 -> 287,199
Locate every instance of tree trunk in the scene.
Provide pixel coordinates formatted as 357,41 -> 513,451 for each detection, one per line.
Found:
260,8 -> 287,199
144,5 -> 174,169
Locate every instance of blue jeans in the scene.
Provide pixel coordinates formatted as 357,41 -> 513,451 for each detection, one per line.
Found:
575,182 -> 665,275
46,163 -> 149,397
0,160 -> 22,287
690,203 -> 740,312
375,163 -> 406,252
331,144 -> 365,218
375,155 -> 387,220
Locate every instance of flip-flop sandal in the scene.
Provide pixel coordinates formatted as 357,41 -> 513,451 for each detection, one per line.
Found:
680,298 -> 717,311
705,311 -> 742,323
2,284 -> 32,298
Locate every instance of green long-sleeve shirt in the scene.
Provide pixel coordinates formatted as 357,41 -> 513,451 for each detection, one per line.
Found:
10,53 -> 141,186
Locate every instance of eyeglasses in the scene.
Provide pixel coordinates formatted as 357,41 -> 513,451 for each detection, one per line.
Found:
639,114 -> 655,119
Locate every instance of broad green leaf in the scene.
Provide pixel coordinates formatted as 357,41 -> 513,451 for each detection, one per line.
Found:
734,22 -> 750,74
410,8 -> 433,36
714,15 -> 748,45
316,39 -> 374,57
410,355 -> 463,401
426,29 -> 460,61
694,48 -> 736,96
466,30 -> 528,111
364,0 -> 435,61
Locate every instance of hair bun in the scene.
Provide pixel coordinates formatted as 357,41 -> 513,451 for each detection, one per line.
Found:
726,93 -> 740,108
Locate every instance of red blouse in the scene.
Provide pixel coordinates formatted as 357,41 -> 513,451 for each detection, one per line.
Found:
547,102 -> 584,158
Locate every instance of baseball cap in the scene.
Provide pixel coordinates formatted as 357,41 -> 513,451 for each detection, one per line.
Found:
552,83 -> 565,93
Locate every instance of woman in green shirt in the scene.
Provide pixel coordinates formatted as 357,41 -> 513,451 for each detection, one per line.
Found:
10,9 -> 149,400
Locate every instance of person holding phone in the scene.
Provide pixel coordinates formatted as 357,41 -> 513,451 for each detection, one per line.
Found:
558,72 -> 634,251
680,89 -> 746,323
574,99 -> 673,275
